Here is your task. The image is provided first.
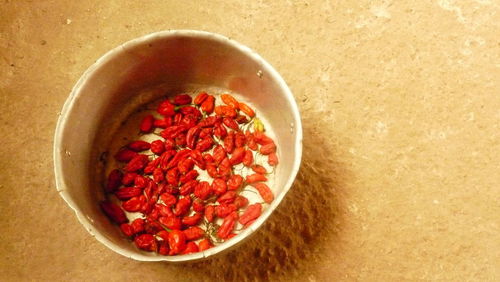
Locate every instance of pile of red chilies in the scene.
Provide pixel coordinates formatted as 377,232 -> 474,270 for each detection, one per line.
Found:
100,92 -> 279,255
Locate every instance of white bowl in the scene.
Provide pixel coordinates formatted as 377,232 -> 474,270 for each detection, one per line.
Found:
54,30 -> 302,262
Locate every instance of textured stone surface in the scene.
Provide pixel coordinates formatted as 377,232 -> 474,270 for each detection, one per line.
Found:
0,0 -> 499,281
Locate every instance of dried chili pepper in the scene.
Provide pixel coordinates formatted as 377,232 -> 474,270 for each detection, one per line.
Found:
135,234 -> 157,252
238,102 -> 255,117
245,173 -> 268,184
239,203 -> 262,225
221,94 -> 239,109
128,140 -> 151,152
106,169 -> 122,193
140,114 -> 155,133
168,230 -> 186,255
217,212 -> 238,239
251,183 -> 274,203
100,201 -> 128,224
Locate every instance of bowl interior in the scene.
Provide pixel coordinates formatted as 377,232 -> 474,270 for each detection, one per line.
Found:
54,30 -> 302,261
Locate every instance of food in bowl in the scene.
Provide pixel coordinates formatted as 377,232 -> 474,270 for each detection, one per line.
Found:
100,92 -> 279,255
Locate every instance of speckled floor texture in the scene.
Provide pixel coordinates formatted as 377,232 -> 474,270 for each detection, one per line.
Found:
1,0 -> 499,281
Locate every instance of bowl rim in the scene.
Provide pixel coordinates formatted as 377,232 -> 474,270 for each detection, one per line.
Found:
53,29 -> 303,262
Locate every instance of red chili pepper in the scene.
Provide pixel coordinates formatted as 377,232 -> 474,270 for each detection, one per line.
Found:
260,142 -> 277,155
180,106 -> 202,118
182,241 -> 199,254
204,205 -> 215,222
180,114 -> 198,128
134,175 -> 148,188
131,218 -> 145,234
140,114 -> 155,133
224,132 -> 235,153
179,170 -> 199,184
245,173 -> 268,184
160,193 -> 177,206
217,211 -> 238,239
239,203 -> 262,225
153,168 -> 164,183
173,112 -> 183,125
212,178 -> 227,195
124,154 -> 149,172
251,183 -> 274,203
186,126 -> 201,149
223,117 -> 239,130
235,114 -> 249,124
134,234 -> 157,252
177,158 -> 194,174
198,115 -> 219,127
194,181 -> 212,200
157,204 -> 174,218
173,94 -> 192,105
128,140 -> 151,152
106,169 -> 122,193
166,168 -> 179,186
268,152 -> 279,166
215,105 -> 237,118
164,138 -> 176,150
122,196 -> 142,212
215,203 -> 237,218
158,241 -> 170,255
143,160 -> 157,175
179,179 -> 198,195
182,212 -> 202,226
159,216 -> 181,230
234,195 -> 249,208
100,201 -> 128,224
121,172 -> 137,186
206,164 -> 219,178
227,174 -> 243,191
150,140 -> 165,155
195,137 -> 214,152
198,238 -> 213,251
238,102 -> 255,117
190,150 -> 206,170
221,94 -> 240,109
157,99 -> 175,117
217,191 -> 237,204
194,92 -> 208,105
203,153 -> 215,164
166,149 -> 191,170
173,197 -> 191,216
115,187 -> 142,200
213,123 -> 228,139
175,133 -> 187,147
192,198 -> 205,212
218,157 -> 232,177
199,127 -> 213,139
245,131 -> 258,151
213,145 -> 227,165
159,150 -> 176,171
243,219 -> 256,229
200,95 -> 215,114
153,117 -> 172,128
183,226 -> 205,241
160,125 -> 188,139
229,147 -> 245,165
242,150 -> 254,167
251,164 -> 267,174
234,132 -> 246,148
168,230 -> 187,255
253,131 -> 274,145
114,148 -> 138,162
144,218 -> 162,234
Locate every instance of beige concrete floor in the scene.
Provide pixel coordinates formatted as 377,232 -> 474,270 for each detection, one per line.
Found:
0,0 -> 499,281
